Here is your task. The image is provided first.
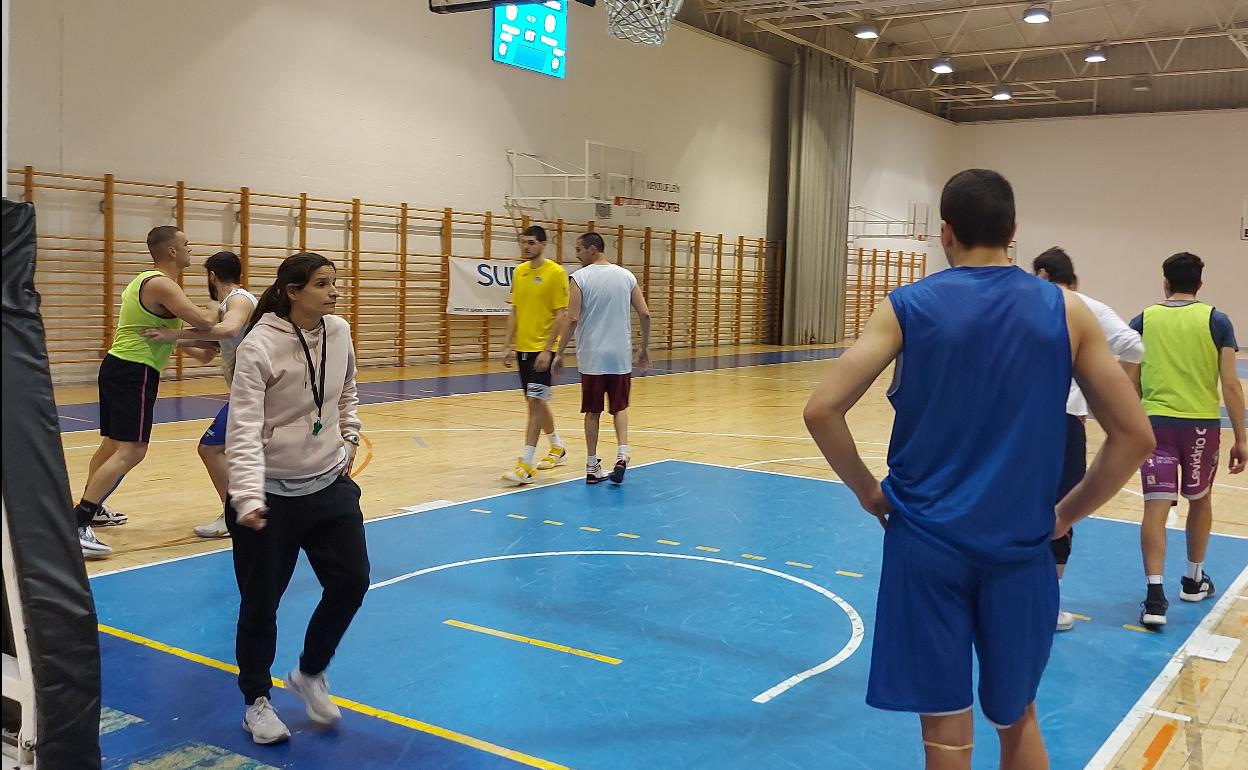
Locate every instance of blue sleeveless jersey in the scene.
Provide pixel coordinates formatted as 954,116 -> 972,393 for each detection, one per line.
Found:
881,266 -> 1071,565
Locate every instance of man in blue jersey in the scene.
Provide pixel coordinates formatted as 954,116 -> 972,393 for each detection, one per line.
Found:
805,169 -> 1154,769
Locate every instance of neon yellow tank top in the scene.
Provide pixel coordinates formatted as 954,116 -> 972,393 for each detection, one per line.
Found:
106,270 -> 182,371
1140,302 -> 1221,420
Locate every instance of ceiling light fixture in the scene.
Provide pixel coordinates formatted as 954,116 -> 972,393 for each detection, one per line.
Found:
992,86 -> 1013,101
1023,3 -> 1051,24
1084,45 -> 1107,63
853,20 -> 880,39
931,56 -> 954,74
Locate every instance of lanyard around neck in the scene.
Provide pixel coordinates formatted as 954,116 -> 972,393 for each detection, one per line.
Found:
292,318 -> 328,435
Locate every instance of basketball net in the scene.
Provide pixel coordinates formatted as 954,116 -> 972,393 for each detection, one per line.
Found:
604,0 -> 684,45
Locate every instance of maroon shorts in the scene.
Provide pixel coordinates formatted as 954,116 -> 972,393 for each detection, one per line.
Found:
581,373 -> 631,415
1140,423 -> 1221,501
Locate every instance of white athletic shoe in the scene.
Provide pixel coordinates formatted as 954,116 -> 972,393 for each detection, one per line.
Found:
79,525 -> 113,559
243,697 -> 291,744
287,667 -> 342,725
193,514 -> 230,539
1055,610 -> 1075,632
501,462 -> 537,485
91,505 -> 128,527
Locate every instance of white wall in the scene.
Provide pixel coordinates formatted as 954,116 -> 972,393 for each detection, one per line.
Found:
966,111 -> 1248,322
849,90 -> 965,272
8,0 -> 788,238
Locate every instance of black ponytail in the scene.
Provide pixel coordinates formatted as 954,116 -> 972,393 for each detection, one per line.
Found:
248,252 -> 335,332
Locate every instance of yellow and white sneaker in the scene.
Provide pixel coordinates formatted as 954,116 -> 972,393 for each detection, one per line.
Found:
536,446 -> 568,470
502,462 -> 537,485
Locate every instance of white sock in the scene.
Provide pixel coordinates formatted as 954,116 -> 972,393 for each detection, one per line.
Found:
522,446 -> 537,466
1146,574 -> 1163,585
548,432 -> 564,449
1185,561 -> 1203,581
587,455 -> 599,468
617,444 -> 630,460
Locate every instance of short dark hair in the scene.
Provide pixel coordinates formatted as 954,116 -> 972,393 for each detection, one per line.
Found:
578,232 -> 606,253
204,251 -> 243,284
522,225 -> 547,243
146,225 -> 181,258
940,169 -> 1015,249
1162,252 -> 1203,294
1032,247 -> 1076,286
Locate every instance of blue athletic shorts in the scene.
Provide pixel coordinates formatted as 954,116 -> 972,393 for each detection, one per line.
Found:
200,403 -> 229,447
866,516 -> 1058,727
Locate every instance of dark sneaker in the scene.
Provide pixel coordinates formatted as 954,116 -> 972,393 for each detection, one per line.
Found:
91,505 -> 128,527
610,458 -> 628,485
1179,573 -> 1215,602
1140,595 -> 1168,629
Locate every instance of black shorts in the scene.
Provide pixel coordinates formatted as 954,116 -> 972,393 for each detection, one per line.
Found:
1051,413 -> 1087,565
98,354 -> 160,443
517,351 -> 553,400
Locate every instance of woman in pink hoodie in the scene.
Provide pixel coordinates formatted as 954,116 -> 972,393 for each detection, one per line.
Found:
225,252 -> 368,745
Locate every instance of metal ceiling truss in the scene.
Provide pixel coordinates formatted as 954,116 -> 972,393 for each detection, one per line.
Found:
692,0 -> 1248,119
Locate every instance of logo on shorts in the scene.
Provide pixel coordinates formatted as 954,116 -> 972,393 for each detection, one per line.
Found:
1189,429 -> 1207,484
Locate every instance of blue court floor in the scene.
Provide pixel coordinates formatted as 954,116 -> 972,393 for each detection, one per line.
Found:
91,461 -> 1248,769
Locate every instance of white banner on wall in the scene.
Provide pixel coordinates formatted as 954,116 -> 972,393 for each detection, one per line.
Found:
447,256 -> 516,315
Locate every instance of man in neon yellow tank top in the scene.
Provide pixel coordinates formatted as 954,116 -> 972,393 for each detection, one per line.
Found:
75,226 -> 215,559
1129,252 -> 1245,629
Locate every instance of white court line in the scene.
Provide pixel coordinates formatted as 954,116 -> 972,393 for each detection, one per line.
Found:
88,461 -> 663,579
1085,563 -> 1248,769
736,455 -> 886,469
678,458 -> 846,485
1145,708 -> 1191,723
367,549 -> 865,705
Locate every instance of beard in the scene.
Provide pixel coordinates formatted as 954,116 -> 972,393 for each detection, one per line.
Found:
208,282 -> 219,302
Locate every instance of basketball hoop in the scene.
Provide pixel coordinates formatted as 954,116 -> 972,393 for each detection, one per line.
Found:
604,0 -> 684,45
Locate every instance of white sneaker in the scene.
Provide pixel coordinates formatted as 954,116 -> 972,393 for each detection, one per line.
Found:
287,667 -> 341,725
243,697 -> 290,744
501,462 -> 537,485
1056,610 -> 1075,632
193,514 -> 230,539
91,505 -> 128,527
79,526 -> 113,559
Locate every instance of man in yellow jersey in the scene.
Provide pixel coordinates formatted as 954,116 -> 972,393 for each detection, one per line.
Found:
74,226 -> 214,559
1130,252 -> 1245,629
501,225 -> 569,484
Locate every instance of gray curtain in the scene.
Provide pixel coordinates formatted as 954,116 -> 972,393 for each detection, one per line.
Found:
783,50 -> 855,345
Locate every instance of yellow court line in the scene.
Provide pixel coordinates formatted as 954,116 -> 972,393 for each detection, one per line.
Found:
617,532 -> 640,539
508,514 -> 527,520
1071,613 -> 1092,621
580,526 -> 601,532
444,619 -> 622,665
741,554 -> 766,561
657,539 -> 681,546
836,570 -> 864,578
97,624 -> 569,770
471,508 -> 492,514
785,561 -> 813,570
543,520 -> 564,526
1124,624 -> 1152,633
695,546 -> 720,553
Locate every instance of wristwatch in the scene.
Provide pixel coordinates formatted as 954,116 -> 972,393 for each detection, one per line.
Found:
344,434 -> 361,447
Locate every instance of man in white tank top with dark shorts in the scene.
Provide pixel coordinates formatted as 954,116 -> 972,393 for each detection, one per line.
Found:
556,232 -> 651,484
143,251 -> 257,537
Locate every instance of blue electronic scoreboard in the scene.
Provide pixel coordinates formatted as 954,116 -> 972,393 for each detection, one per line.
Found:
493,2 -> 567,79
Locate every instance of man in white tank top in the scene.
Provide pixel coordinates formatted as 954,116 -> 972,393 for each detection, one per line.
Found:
143,251 -> 258,537
556,233 -> 651,484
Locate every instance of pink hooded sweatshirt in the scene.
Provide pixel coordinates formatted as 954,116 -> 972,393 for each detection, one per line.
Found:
226,312 -> 362,515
